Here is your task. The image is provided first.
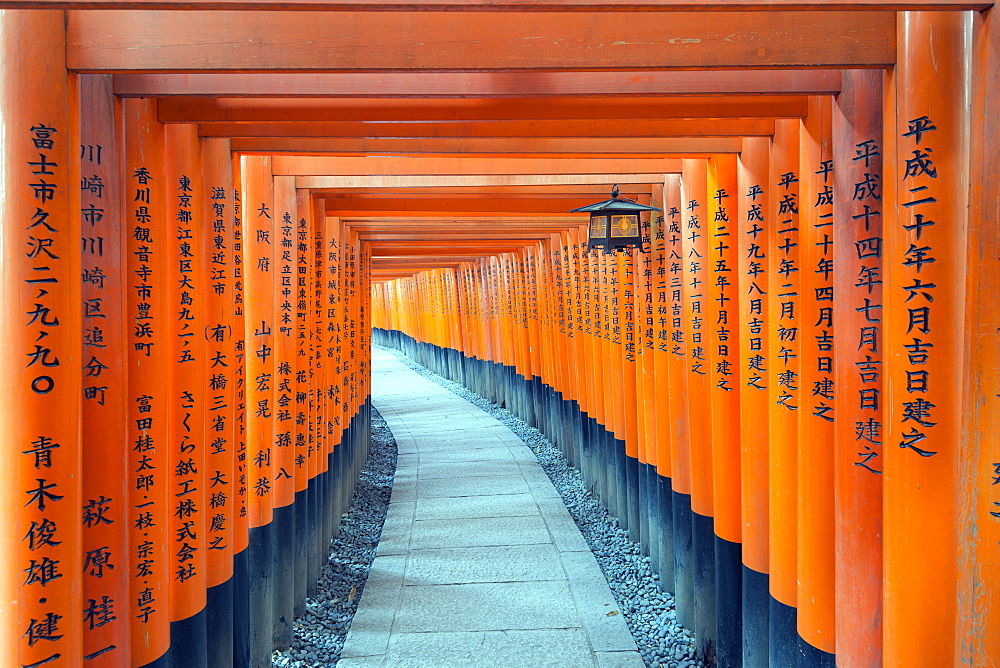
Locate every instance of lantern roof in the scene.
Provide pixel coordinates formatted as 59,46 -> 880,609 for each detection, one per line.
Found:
570,185 -> 661,213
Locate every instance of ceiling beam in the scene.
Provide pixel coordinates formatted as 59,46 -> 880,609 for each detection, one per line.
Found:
202,118 -> 772,139
67,10 -> 895,71
299,174 -> 666,188
159,96 -> 812,122
139,74 -> 834,99
10,1 -> 989,10
329,186 -> 652,196
231,137 -> 742,154
275,156 -> 680,175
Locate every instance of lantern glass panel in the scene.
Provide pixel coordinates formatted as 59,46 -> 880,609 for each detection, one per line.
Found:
589,214 -> 608,239
610,213 -> 639,238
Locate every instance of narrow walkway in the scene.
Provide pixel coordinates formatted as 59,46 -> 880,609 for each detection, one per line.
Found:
338,349 -> 644,668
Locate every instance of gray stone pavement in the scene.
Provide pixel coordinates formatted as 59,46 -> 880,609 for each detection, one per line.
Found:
338,349 -> 643,668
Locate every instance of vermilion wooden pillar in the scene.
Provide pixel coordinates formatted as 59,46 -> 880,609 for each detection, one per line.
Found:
293,188 -> 313,610
885,11 -> 970,665
0,10 -> 83,668
123,97 -> 170,668
833,69 -> 884,668
241,155 -> 275,668
664,173 -> 695,631
737,136 -> 770,668
270,175 -> 297,650
681,158 -> 716,664
796,95 -> 836,666
707,153 -> 742,667
958,6 -> 1000,664
164,123 -> 209,667
230,159 -> 251,668
79,73 -> 131,667
651,185 -> 676,595
767,119 -> 802,667
200,137 -> 237,668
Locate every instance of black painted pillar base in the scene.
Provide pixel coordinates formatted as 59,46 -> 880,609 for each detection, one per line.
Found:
248,523 -> 274,668
138,651 -> 170,668
672,490 -> 695,631
657,474 -> 675,595
206,574 -> 234,668
742,566 -> 769,668
272,503 -> 295,649
692,511 -> 718,667
714,535 -> 743,668
234,547 -> 251,668
293,488 -> 308,616
770,595 -> 798,668
167,608 -> 208,668
797,635 -> 837,667
625,452 -> 640,543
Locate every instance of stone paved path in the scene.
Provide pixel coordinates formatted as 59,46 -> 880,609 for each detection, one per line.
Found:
338,348 -> 644,668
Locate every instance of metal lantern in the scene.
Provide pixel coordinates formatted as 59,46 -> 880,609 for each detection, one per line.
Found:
571,185 -> 661,253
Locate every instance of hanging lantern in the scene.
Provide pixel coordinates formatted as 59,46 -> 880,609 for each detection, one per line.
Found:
571,185 -> 661,253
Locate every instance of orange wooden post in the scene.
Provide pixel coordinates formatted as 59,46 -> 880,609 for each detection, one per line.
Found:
314,206 -> 329,574
634,212 -> 656,559
737,136 -> 771,668
767,118 -> 802,664
0,11 -> 83,668
79,73 -> 131,667
884,12 -> 970,665
681,157 -> 716,662
200,137 -> 237,668
958,7 -> 1000,664
123,98 -> 171,668
638,190 -> 661,572
270,175 -> 297,648
650,185 -> 676,594
664,172 -> 694,629
833,69 -> 884,667
240,154 -> 275,667
796,95 -> 837,664
619,247 -> 641,540
706,153 -> 742,666
163,123 -> 208,664
230,157 -> 251,668
598,247 -> 621,517
293,189 -> 314,605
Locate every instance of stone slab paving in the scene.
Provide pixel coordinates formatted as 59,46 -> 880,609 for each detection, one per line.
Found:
338,349 -> 643,668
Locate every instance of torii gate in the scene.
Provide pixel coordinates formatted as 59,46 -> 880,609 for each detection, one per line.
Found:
0,3 -> 997,668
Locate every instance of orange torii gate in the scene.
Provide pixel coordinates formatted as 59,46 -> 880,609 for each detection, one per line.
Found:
0,3 -> 998,668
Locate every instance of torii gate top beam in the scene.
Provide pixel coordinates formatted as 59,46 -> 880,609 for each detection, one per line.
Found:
0,0 -> 990,9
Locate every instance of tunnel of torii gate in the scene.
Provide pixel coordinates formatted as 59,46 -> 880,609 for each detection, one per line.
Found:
0,2 -> 998,668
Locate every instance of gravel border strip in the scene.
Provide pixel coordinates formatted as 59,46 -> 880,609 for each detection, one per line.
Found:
272,406 -> 398,668
376,344 -> 702,668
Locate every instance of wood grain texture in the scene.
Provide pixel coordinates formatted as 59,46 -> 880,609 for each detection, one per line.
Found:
131,72 -> 837,98
68,10 -> 896,71
4,0 -> 992,11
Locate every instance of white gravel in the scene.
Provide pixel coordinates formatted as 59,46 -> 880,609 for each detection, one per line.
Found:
271,407 -> 397,668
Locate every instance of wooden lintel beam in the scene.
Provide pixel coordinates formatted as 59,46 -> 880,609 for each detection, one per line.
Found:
359,232 -> 554,241
332,188 -> 651,199
339,214 -> 586,221
11,1 -> 989,10
371,256 -> 485,263
276,156 -> 680,176
232,142 -> 744,159
67,11 -> 896,71
202,118 -> 772,139
349,223 -> 578,231
157,96 -> 809,123
367,243 -> 536,250
300,174 -> 667,188
139,74 -> 834,99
